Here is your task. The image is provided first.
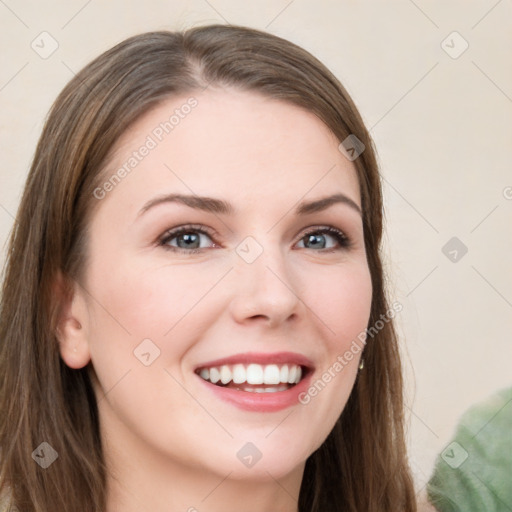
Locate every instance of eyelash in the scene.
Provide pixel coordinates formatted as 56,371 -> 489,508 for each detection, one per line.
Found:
158,224 -> 352,254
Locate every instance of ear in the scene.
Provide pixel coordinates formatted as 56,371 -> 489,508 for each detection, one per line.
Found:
54,271 -> 91,369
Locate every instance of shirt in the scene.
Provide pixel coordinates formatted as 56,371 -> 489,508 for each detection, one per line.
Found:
427,386 -> 512,511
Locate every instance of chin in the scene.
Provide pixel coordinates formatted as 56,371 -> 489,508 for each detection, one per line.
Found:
200,431 -> 317,482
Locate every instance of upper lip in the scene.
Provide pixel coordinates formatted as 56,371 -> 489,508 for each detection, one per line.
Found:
194,351 -> 315,371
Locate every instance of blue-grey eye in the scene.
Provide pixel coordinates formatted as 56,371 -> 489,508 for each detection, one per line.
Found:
297,228 -> 350,250
160,226 -> 215,253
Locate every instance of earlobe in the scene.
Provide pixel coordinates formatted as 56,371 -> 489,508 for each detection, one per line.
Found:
54,272 -> 91,369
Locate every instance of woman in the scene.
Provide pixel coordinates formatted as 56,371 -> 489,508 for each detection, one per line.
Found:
0,25 -> 417,511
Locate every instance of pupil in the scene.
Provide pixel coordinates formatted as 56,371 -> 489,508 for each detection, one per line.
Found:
179,233 -> 199,248
307,234 -> 325,249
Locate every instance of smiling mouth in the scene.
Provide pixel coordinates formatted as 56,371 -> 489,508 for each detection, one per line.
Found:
195,363 -> 308,393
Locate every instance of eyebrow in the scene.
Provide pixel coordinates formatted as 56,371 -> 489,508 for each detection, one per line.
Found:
138,192 -> 362,217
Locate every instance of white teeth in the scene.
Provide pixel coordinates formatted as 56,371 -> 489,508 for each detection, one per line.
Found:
232,364 -> 246,384
246,364 -> 264,385
264,386 -> 282,393
241,384 -> 289,393
280,364 -> 289,383
287,365 -> 297,384
209,367 -> 221,384
220,365 -> 232,384
263,364 -> 281,385
197,363 -> 305,388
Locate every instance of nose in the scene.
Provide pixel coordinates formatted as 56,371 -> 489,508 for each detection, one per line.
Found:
228,241 -> 302,328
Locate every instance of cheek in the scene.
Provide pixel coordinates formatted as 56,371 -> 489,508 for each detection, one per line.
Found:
285,262 -> 372,457
83,261 -> 228,439
304,261 -> 373,347
84,258 -> 230,366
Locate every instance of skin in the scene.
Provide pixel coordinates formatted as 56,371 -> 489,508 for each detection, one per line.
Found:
57,88 -> 373,512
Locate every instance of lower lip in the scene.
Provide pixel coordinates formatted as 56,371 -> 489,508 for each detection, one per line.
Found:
197,372 -> 313,412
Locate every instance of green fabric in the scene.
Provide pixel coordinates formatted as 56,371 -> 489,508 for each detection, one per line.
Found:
427,386 -> 512,511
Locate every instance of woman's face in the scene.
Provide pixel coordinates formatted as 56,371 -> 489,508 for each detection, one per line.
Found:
62,88 -> 372,482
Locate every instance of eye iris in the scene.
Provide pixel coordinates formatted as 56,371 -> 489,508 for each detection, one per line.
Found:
178,232 -> 200,249
305,233 -> 326,249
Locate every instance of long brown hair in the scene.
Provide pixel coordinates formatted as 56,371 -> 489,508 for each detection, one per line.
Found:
0,25 -> 416,511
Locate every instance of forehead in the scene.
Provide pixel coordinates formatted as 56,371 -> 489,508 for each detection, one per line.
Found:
98,88 -> 361,215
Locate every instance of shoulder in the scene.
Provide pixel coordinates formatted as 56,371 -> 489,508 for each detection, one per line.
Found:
427,386 -> 512,511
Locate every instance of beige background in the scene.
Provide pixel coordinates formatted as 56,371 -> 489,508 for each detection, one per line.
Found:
1,0 -> 511,497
